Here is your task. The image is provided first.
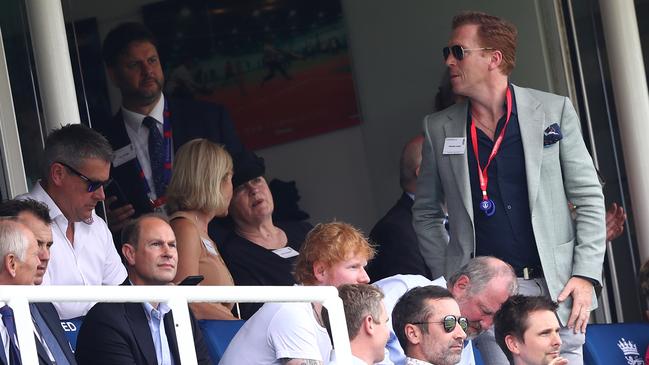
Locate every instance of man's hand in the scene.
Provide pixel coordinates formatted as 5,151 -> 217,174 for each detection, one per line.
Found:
557,276 -> 593,334
549,356 -> 568,365
606,202 -> 626,241
105,196 -> 135,233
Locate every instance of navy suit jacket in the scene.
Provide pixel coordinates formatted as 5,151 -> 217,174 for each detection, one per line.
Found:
95,97 -> 244,217
367,193 -> 432,282
0,303 -> 76,365
74,281 -> 212,365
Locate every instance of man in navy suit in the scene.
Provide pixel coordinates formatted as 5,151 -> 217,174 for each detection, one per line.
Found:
96,22 -> 244,233
0,199 -> 77,365
75,214 -> 211,365
368,135 -> 432,282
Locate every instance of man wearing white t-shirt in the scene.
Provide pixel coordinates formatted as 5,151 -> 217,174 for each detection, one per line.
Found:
220,222 -> 375,365
19,124 -> 127,319
374,256 -> 517,365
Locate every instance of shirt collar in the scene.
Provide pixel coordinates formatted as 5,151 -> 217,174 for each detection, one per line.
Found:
466,82 -> 518,121
142,300 -> 171,320
30,181 -> 64,221
122,93 -> 166,130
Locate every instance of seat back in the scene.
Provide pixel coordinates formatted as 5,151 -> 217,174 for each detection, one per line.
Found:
584,322 -> 649,365
59,316 -> 84,352
198,319 -> 246,363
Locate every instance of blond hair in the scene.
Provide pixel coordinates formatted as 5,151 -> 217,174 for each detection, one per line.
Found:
166,139 -> 233,214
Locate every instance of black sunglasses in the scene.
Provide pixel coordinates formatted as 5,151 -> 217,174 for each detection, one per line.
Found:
57,161 -> 112,193
412,315 -> 469,333
443,45 -> 496,61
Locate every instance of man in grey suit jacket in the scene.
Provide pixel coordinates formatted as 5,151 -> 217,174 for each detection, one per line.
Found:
413,11 -> 605,365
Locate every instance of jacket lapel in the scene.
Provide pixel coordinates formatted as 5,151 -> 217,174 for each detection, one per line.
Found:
125,301 -> 158,365
163,312 -> 181,364
513,85 -> 544,213
32,303 -> 73,362
443,102 -> 474,223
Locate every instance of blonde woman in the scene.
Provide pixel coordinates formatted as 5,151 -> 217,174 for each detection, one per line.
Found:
166,138 -> 237,320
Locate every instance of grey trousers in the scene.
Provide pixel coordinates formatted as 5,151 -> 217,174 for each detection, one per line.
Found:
473,278 -> 585,365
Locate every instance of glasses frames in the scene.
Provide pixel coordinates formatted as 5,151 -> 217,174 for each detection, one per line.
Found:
56,161 -> 112,193
443,45 -> 497,61
412,315 -> 469,333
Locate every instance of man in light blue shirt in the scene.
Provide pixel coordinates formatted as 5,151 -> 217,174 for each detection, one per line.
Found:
75,214 -> 211,364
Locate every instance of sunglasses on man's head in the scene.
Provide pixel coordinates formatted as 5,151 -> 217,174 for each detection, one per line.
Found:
412,315 -> 469,333
57,161 -> 112,193
443,45 -> 496,61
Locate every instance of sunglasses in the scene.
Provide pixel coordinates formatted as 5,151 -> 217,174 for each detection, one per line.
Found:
57,161 -> 112,193
443,45 -> 496,61
412,315 -> 469,333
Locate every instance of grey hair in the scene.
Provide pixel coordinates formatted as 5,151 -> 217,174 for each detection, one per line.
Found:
0,219 -> 29,265
42,124 -> 113,179
447,256 -> 518,295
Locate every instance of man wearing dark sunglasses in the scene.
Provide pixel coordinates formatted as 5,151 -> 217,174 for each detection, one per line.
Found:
18,124 -> 127,320
413,10 -> 605,365
392,286 -> 467,365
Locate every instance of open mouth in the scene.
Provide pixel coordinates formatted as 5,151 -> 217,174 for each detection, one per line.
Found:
252,199 -> 264,207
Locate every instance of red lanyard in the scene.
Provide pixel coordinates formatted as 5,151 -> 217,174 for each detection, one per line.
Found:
470,87 -> 513,202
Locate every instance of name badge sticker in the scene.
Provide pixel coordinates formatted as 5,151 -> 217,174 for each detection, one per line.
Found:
273,246 -> 299,259
113,144 -> 137,168
443,137 -> 466,155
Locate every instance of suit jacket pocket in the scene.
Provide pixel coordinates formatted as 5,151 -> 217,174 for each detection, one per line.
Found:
552,238 -> 575,285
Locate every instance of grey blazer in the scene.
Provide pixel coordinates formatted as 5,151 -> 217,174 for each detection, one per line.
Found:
412,84 -> 606,323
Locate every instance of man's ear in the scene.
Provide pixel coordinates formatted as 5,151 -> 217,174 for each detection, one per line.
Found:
122,243 -> 137,266
50,163 -> 66,187
4,254 -> 17,278
363,315 -> 375,335
451,274 -> 471,295
404,323 -> 422,345
488,50 -> 504,71
504,334 -> 521,356
313,260 -> 327,284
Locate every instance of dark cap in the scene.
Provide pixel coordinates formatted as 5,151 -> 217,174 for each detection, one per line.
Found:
232,151 -> 265,188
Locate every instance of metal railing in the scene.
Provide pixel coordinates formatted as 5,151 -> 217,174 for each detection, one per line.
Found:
0,285 -> 352,364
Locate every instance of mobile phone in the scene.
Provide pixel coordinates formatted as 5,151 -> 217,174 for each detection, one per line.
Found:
178,275 -> 204,286
104,179 -> 130,208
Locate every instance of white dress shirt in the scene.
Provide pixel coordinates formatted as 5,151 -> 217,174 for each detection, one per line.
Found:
121,93 -> 167,200
19,182 -> 127,319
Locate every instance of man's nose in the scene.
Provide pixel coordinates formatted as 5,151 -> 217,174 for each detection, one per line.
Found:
93,186 -> 106,201
445,53 -> 457,67
453,322 -> 467,340
358,267 -> 370,284
39,247 -> 50,261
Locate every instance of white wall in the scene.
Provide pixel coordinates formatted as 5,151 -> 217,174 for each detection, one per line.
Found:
64,0 -> 568,232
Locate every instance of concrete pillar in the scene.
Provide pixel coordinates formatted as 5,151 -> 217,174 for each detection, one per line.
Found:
599,0 -> 649,265
25,0 -> 80,132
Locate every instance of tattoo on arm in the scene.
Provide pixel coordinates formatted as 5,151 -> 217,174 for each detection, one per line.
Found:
280,358 -> 323,365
